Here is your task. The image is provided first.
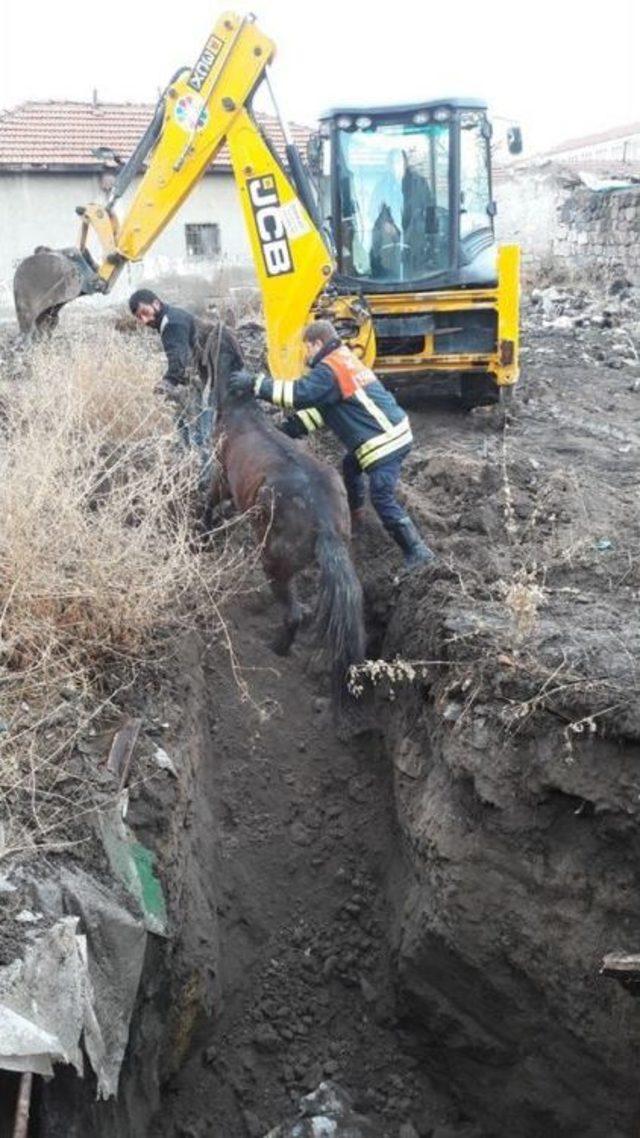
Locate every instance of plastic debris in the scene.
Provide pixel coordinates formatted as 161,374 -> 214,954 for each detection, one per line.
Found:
154,746 -> 178,777
596,538 -> 614,552
0,918 -> 86,1078
264,1082 -> 384,1137
0,866 -> 147,1097
98,794 -> 168,937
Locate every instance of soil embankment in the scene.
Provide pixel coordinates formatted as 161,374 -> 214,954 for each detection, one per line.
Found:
4,287 -> 640,1136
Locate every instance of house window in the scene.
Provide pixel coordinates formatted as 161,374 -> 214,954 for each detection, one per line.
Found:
185,223 -> 221,258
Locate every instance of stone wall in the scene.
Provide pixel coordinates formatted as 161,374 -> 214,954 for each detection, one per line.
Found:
554,185 -> 640,280
495,162 -> 640,283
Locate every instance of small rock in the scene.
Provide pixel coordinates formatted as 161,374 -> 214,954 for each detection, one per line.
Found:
549,315 -> 573,332
242,1110 -> 264,1138
201,1045 -> 218,1067
153,746 -> 178,776
290,821 -> 312,846
442,701 -> 462,723
399,1123 -> 420,1138
176,1123 -> 206,1138
359,975 -> 377,1003
301,1062 -> 324,1089
16,910 -> 42,924
281,1061 -> 296,1086
253,1023 -> 280,1052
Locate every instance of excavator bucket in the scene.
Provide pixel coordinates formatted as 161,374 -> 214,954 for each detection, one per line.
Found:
13,248 -> 99,337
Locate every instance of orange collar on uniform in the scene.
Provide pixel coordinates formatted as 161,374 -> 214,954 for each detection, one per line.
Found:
321,345 -> 377,399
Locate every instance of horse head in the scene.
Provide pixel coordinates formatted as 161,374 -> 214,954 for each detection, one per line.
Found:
209,324 -> 249,417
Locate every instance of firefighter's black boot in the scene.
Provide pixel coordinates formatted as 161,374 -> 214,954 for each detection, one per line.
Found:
386,516 -> 436,570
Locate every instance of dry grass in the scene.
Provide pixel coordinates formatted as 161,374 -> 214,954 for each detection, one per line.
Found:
0,322 -> 249,855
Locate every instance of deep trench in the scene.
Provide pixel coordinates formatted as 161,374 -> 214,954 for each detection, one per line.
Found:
12,377 -> 640,1136
22,584 -> 463,1138
12,563 -> 640,1138
145,588 -> 462,1137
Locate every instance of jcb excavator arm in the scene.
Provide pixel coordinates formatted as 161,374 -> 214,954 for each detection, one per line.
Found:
13,12 -> 347,378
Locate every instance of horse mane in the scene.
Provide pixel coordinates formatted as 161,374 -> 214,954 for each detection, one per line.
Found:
221,395 -> 337,506
223,395 -> 307,457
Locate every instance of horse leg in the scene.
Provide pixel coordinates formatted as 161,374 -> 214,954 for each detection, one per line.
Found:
269,573 -> 303,657
202,462 -> 230,532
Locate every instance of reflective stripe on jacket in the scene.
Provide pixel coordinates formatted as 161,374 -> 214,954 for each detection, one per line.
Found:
259,340 -> 412,470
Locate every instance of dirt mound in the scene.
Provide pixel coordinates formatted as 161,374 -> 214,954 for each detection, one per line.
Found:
356,296 -> 640,1137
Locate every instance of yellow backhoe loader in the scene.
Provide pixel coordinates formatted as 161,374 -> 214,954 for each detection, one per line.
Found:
12,10 -> 521,404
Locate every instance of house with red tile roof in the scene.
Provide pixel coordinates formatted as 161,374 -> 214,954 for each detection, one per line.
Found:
0,100 -> 311,316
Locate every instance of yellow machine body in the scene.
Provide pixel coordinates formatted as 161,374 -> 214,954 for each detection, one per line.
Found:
359,245 -> 520,388
13,9 -> 519,393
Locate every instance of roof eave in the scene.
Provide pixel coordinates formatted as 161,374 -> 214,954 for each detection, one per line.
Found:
0,162 -> 232,174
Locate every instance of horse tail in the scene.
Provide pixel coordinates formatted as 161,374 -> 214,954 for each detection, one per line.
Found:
314,523 -> 366,699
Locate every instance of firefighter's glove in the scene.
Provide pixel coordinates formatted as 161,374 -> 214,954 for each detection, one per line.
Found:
227,369 -> 263,400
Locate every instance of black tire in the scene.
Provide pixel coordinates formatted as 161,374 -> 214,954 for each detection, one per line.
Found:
460,375 -> 500,411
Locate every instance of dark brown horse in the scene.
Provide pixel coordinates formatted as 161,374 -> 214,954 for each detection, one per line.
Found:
207,344 -> 365,694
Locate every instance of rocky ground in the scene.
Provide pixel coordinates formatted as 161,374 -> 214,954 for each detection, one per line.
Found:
3,282 -> 640,1137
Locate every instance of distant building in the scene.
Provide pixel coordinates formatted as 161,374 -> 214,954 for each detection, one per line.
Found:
542,121 -> 640,166
0,100 -> 311,317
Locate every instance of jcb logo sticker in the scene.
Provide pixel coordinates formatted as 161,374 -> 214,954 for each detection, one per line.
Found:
248,176 -> 293,277
187,34 -> 223,92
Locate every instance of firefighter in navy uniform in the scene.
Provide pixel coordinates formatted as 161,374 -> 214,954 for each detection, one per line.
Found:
228,319 -> 435,570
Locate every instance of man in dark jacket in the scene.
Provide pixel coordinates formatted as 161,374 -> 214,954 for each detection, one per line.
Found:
229,319 -> 435,569
128,289 -> 243,472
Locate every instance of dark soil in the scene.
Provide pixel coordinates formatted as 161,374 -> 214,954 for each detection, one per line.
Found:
150,589 -> 461,1138
6,288 -> 640,1137
153,293 -> 640,1137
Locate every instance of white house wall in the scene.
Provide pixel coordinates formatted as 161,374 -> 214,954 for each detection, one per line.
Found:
0,171 -> 254,321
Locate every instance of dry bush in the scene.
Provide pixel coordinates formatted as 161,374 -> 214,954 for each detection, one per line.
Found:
500,570 -> 547,643
0,323 -> 250,854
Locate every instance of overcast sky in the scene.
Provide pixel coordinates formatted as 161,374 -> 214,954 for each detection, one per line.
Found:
1,0 -> 639,154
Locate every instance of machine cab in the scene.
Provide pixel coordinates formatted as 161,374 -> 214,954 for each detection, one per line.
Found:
311,99 -> 497,293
